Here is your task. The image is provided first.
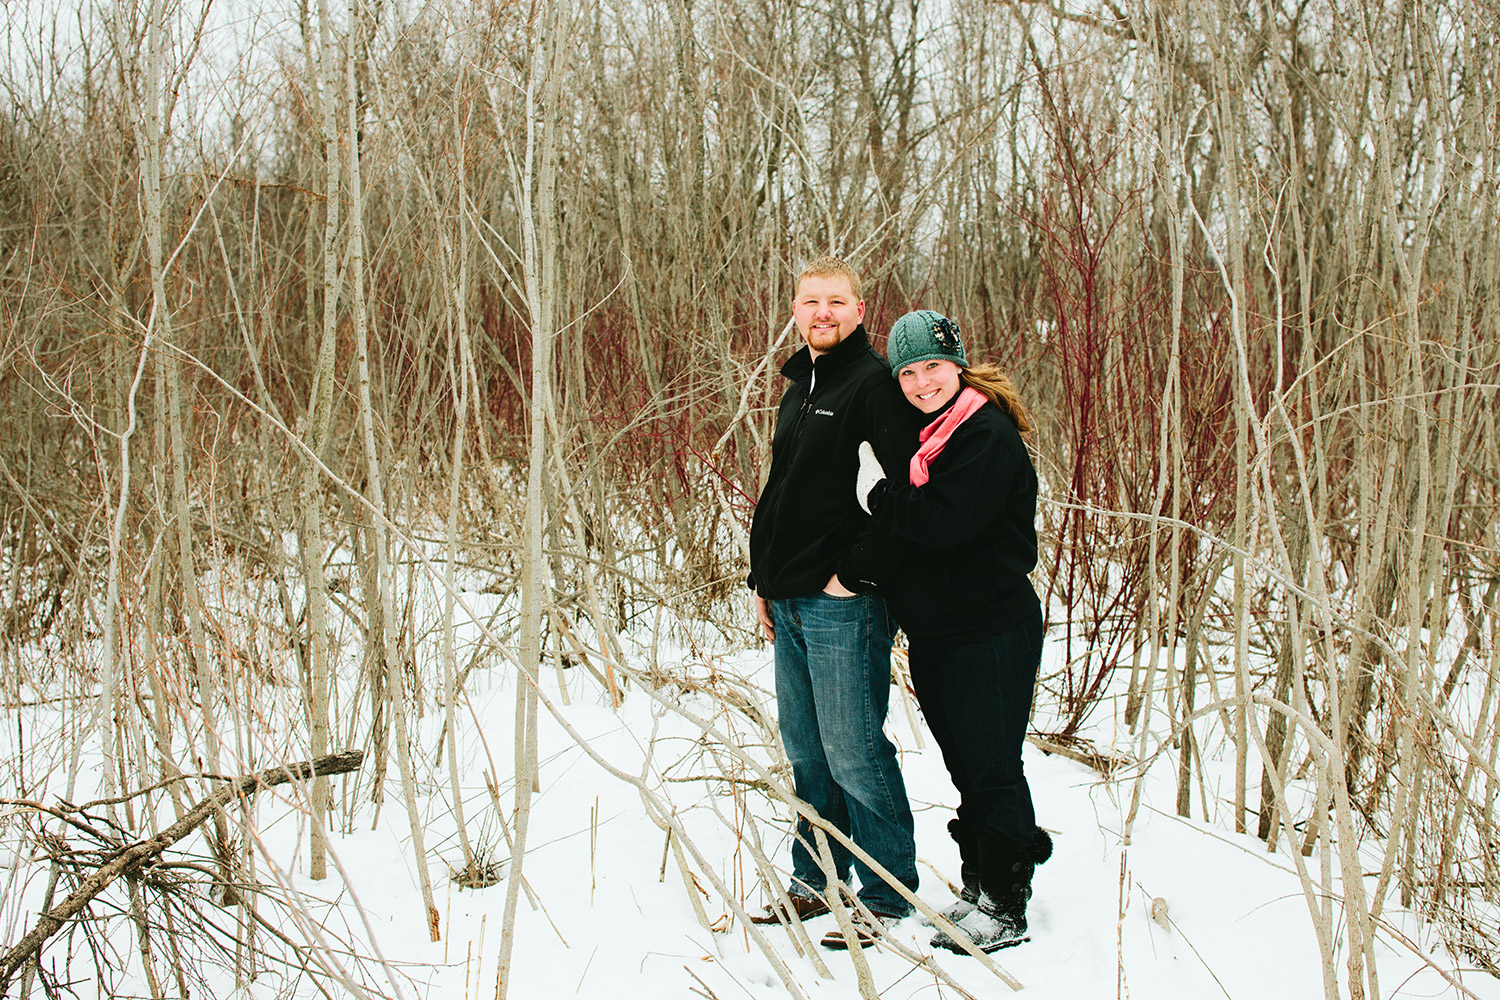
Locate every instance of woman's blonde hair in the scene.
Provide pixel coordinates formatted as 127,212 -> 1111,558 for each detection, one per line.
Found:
960,363 -> 1034,434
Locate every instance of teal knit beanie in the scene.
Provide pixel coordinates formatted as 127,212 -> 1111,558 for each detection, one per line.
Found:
886,310 -> 968,376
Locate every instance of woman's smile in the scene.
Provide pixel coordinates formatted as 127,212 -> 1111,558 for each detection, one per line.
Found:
898,358 -> 963,413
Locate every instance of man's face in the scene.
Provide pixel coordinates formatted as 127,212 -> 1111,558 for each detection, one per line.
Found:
793,275 -> 865,356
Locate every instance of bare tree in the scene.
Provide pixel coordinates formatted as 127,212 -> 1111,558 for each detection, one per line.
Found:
1,0 -> 1497,994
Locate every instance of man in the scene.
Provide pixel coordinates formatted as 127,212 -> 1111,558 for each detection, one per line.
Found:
746,256 -> 920,949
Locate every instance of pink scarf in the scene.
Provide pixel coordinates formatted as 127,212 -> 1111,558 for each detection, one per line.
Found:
909,387 -> 987,487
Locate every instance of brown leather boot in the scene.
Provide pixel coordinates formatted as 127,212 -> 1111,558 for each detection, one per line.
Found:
748,892 -> 830,925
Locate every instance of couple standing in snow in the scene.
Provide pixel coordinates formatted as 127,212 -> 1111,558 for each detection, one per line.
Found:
745,256 -> 1052,954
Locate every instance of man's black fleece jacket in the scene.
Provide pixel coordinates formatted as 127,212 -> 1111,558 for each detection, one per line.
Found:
867,397 -> 1041,645
748,326 -> 919,599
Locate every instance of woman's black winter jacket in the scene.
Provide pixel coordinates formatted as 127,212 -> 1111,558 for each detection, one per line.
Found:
869,398 -> 1040,645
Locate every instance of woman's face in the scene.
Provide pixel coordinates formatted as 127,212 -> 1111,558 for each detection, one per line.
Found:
897,358 -> 963,414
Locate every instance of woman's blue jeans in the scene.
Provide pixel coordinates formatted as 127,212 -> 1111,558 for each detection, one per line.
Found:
771,592 -> 919,916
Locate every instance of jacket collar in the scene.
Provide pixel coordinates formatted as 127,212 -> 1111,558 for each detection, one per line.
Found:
781,325 -> 873,383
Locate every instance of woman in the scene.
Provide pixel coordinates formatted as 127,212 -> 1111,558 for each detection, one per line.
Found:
855,310 -> 1052,953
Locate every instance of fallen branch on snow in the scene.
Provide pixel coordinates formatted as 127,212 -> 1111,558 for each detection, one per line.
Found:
0,749 -> 364,996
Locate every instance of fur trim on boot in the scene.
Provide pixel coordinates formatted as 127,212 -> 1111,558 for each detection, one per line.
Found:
950,818 -> 983,888
1030,827 -> 1053,865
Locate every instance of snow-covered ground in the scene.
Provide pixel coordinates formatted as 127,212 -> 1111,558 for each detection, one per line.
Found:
237,622 -> 1494,1000
2,593 -> 1493,1000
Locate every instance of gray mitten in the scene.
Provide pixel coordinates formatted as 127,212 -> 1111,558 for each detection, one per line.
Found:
855,441 -> 887,514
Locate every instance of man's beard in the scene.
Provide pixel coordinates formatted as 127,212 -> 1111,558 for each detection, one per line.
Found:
805,327 -> 847,353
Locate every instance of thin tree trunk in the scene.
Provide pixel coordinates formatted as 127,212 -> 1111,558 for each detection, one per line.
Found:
495,2 -> 566,993
341,3 -> 439,939
441,67 -> 477,873
303,0 -> 344,881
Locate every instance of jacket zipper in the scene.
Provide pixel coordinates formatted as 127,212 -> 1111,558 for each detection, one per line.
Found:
757,378 -> 816,550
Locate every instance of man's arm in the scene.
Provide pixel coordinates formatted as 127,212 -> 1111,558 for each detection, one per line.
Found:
835,375 -> 918,592
866,376 -> 919,482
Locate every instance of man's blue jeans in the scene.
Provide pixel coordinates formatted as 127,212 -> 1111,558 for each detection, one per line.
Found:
771,592 -> 918,916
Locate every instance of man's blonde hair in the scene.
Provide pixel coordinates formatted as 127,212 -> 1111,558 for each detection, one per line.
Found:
795,255 -> 863,299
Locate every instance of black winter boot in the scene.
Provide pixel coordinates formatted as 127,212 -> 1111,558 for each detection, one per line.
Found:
922,818 -> 981,926
930,836 -> 1034,954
